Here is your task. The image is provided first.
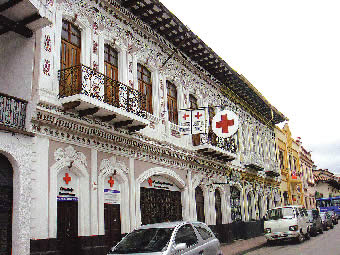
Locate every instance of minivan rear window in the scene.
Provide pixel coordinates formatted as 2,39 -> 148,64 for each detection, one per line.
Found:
267,207 -> 294,220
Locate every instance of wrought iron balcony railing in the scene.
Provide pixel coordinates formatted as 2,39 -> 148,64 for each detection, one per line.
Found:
195,131 -> 237,161
58,65 -> 146,119
0,92 -> 27,131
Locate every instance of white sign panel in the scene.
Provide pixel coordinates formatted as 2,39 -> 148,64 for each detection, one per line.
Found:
212,110 -> 239,138
57,170 -> 78,201
141,175 -> 180,191
192,109 -> 206,134
178,109 -> 206,135
178,110 -> 192,135
104,189 -> 121,204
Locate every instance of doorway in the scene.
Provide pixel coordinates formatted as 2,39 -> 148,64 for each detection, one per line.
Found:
104,203 -> 121,249
0,154 -> 13,254
57,200 -> 79,255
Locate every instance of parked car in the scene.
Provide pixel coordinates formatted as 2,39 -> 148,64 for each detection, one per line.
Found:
307,209 -> 323,236
107,221 -> 223,255
264,206 -> 310,244
320,212 -> 334,231
326,210 -> 338,225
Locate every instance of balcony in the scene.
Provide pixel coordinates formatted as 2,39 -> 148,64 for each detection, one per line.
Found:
244,152 -> 264,171
194,131 -> 237,162
58,65 -> 148,132
0,92 -> 32,136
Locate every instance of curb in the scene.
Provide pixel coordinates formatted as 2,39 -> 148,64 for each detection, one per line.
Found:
233,242 -> 267,255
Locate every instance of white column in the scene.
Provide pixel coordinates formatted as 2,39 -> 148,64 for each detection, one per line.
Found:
151,70 -> 160,118
98,35 -> 104,74
90,149 -> 99,235
132,53 -> 138,90
30,136 -> 49,239
129,158 -> 137,231
119,48 -> 128,85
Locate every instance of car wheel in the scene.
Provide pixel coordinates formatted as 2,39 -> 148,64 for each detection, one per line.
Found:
304,231 -> 311,240
296,232 -> 304,244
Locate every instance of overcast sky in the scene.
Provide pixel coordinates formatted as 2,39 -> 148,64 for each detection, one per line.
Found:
160,0 -> 340,174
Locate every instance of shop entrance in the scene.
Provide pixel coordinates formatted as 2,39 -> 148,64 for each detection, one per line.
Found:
0,154 -> 13,254
57,200 -> 79,255
140,187 -> 182,225
104,204 -> 121,248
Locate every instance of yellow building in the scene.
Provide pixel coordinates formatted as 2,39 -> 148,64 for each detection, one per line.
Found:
275,124 -> 304,206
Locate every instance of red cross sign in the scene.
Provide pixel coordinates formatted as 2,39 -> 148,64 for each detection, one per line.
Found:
63,173 -> 71,185
183,113 -> 190,120
108,176 -> 115,187
195,112 -> 202,120
148,177 -> 153,187
212,109 -> 239,138
216,114 -> 234,133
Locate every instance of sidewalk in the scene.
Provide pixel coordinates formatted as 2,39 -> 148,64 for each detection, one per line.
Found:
221,236 -> 267,255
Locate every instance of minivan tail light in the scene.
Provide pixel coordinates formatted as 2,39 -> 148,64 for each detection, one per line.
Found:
289,225 -> 298,231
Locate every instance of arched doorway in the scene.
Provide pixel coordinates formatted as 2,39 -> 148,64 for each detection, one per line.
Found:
0,154 -> 13,254
140,175 -> 182,225
215,189 -> 222,225
230,186 -> 241,221
247,193 -> 253,221
195,186 -> 205,222
257,195 -> 262,218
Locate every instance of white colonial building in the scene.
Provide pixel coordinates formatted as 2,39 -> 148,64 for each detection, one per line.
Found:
0,0 -> 286,254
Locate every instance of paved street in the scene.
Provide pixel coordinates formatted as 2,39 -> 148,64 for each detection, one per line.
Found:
245,224 -> 340,255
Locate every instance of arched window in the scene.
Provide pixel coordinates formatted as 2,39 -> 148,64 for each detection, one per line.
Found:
230,186 -> 241,221
195,186 -> 205,222
166,81 -> 178,124
137,64 -> 152,113
215,189 -> 222,225
61,19 -> 81,69
104,44 -> 118,81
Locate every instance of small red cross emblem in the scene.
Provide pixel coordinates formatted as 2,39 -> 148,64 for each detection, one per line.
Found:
108,176 -> 115,187
216,114 -> 234,133
183,113 -> 190,120
63,173 -> 71,185
195,112 -> 202,120
148,177 -> 153,187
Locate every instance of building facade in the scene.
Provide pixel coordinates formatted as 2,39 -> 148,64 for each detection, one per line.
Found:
313,169 -> 340,198
300,146 -> 316,209
0,0 -> 286,254
275,124 -> 303,206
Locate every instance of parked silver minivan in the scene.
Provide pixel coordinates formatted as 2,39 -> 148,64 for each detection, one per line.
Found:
107,221 -> 223,255
264,206 -> 310,244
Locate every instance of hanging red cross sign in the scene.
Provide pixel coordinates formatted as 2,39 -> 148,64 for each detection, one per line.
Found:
63,173 -> 71,185
195,111 -> 202,119
212,109 -> 239,138
183,113 -> 190,120
108,176 -> 115,187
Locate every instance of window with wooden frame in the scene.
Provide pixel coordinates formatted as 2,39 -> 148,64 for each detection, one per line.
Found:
189,95 -> 200,146
60,19 -> 81,69
104,44 -> 118,81
166,81 -> 178,124
137,64 -> 152,113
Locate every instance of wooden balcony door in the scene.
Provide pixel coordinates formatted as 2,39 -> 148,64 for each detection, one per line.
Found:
190,95 -> 200,146
137,64 -> 152,114
167,81 -> 178,124
104,44 -> 119,106
60,20 -> 81,96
